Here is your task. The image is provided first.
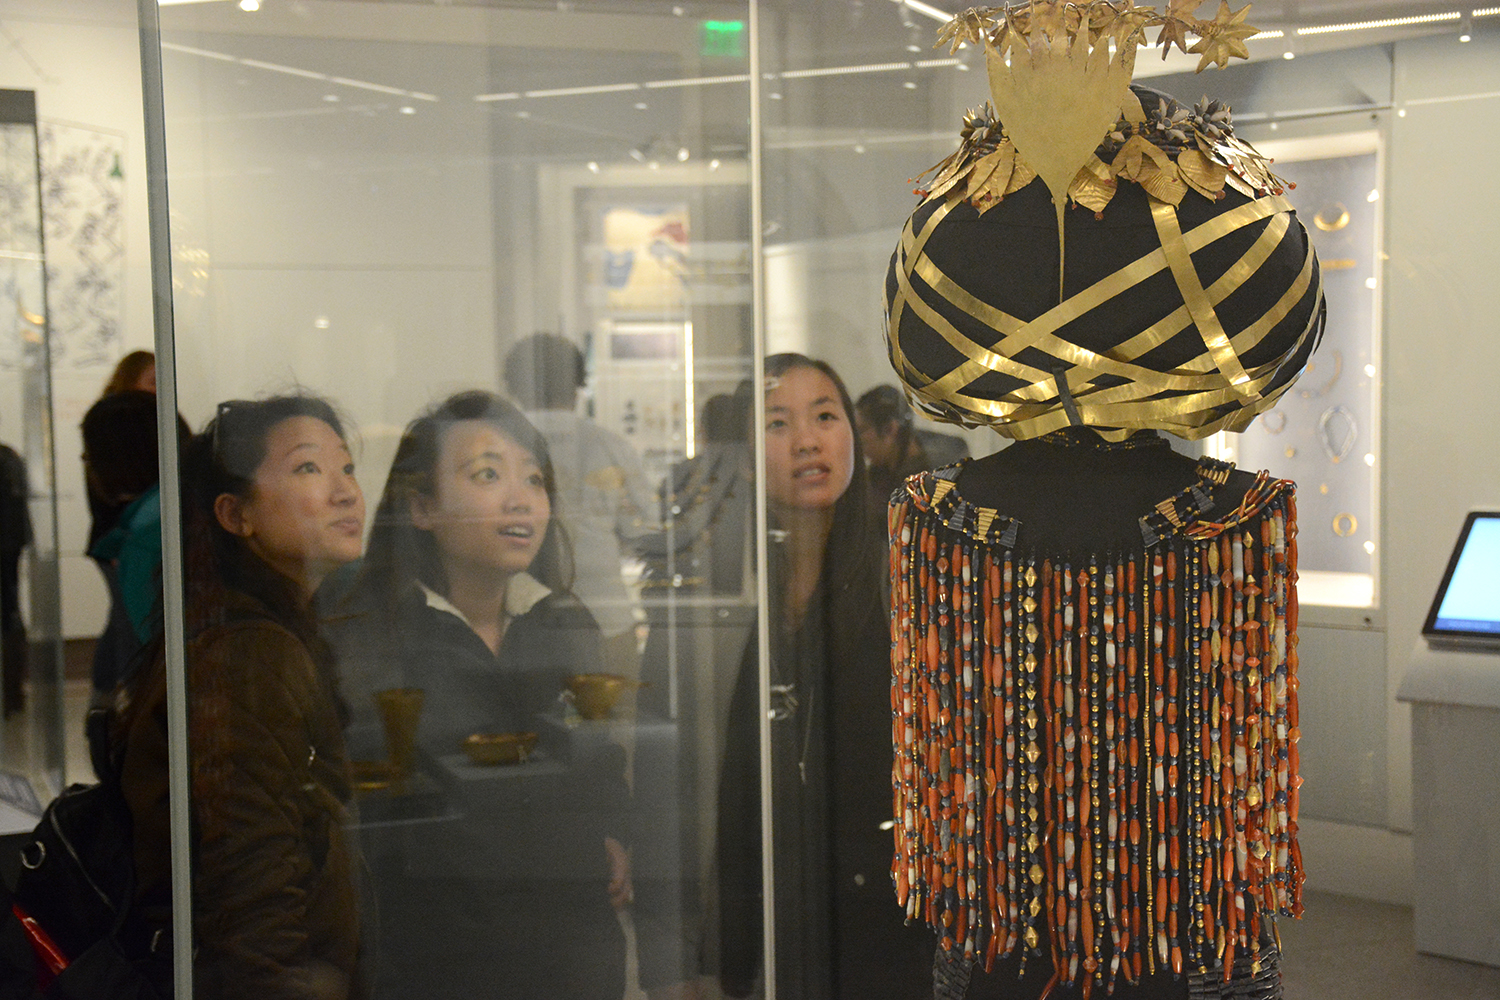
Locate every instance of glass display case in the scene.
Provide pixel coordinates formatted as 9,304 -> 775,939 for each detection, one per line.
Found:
28,0 -> 1491,994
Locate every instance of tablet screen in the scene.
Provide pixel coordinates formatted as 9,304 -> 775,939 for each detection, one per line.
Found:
1423,512 -> 1500,644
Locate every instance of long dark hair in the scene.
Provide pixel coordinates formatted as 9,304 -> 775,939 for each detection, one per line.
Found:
117,394 -> 353,801
180,394 -> 351,645
355,390 -> 574,613
763,353 -> 878,628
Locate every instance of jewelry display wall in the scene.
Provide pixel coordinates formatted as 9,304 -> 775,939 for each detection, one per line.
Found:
1220,144 -> 1379,598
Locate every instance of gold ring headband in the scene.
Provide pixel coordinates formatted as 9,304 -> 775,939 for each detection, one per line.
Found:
886,192 -> 1323,441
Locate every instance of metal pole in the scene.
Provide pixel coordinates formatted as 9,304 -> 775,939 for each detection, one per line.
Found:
135,3 -> 193,997
747,0 -> 775,996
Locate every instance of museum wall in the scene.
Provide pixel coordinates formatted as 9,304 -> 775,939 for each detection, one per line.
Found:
0,0 -> 155,637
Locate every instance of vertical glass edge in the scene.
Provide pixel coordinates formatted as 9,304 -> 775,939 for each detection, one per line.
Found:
135,1 -> 195,996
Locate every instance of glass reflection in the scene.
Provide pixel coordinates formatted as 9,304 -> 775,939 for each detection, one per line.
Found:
331,390 -> 630,1000
718,354 -> 933,1000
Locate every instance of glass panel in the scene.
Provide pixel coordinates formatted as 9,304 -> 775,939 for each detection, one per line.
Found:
146,3 -> 755,998
0,89 -> 67,800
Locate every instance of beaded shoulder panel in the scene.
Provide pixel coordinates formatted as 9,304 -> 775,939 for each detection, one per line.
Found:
888,465 -> 1303,993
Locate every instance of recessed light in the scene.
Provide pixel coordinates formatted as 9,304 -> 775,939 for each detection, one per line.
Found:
400,106 -> 415,115
634,102 -> 649,110
239,0 -> 260,10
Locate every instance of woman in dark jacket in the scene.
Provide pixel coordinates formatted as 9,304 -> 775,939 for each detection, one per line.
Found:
717,355 -> 934,1000
333,390 -> 629,1000
118,394 -> 368,1000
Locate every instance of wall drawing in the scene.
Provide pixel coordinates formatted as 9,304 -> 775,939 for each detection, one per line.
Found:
37,122 -> 125,370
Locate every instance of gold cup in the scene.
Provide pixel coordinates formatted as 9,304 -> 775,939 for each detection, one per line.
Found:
564,673 -> 641,721
374,688 -> 425,781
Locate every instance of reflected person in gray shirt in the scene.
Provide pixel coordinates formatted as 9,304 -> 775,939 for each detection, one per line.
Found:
503,332 -> 658,683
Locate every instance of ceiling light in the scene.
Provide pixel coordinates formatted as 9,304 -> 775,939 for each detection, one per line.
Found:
588,161 -> 600,173
525,83 -> 640,98
893,0 -> 953,24
239,0 -> 259,10
634,101 -> 649,110
782,61 -> 911,79
853,143 -> 866,153
676,147 -> 690,161
709,159 -> 721,170
903,80 -> 918,89
1460,12 -> 1474,40
1297,11 -> 1459,35
323,94 -> 339,103
400,106 -> 415,114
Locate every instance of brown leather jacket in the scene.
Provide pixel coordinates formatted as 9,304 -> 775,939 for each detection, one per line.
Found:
120,592 -> 361,1000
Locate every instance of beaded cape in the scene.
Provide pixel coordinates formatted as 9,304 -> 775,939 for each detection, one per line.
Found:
888,459 -> 1305,994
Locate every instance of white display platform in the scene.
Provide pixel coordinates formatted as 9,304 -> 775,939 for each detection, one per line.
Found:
1396,640 -> 1500,967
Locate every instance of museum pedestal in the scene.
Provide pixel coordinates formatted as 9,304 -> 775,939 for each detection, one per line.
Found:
1396,640 -> 1500,967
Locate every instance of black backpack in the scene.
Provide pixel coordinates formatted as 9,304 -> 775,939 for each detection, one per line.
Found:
0,709 -> 171,999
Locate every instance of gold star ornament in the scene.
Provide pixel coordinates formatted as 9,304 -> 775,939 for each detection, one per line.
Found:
1188,1 -> 1259,71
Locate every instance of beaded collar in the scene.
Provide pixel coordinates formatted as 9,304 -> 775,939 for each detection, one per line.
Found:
906,455 -> 1285,551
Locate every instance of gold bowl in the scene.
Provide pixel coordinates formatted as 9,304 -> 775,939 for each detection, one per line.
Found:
565,673 -> 637,720
462,731 -> 539,766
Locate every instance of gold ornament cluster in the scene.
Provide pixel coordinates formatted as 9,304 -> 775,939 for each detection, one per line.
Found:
938,0 -> 1262,72
919,2 -> 1285,220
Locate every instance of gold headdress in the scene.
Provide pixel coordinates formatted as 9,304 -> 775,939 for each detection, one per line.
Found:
886,2 -> 1324,441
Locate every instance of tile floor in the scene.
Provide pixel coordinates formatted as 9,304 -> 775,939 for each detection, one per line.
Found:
1280,890 -> 1500,1000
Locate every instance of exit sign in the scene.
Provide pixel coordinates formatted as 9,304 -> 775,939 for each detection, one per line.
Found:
701,20 -> 746,57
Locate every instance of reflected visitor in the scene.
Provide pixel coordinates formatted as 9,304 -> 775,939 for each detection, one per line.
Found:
0,423 -> 30,718
81,390 -> 189,704
718,354 -> 934,1000
854,384 -> 935,525
101,349 -> 158,396
333,390 -> 630,1000
116,394 -> 368,1000
86,351 -> 160,709
503,332 -> 658,683
641,386 -> 754,599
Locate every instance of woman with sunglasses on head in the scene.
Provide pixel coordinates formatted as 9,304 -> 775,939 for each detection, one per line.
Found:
116,395 -> 367,1000
332,390 -> 629,1000
716,354 -> 934,1000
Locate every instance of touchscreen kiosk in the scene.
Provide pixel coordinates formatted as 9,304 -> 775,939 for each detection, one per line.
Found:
1422,511 -> 1500,649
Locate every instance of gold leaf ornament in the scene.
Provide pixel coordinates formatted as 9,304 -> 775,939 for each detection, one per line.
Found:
1176,147 -> 1230,200
1068,155 -> 1117,216
986,1 -> 1140,297
1188,1 -> 1259,71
